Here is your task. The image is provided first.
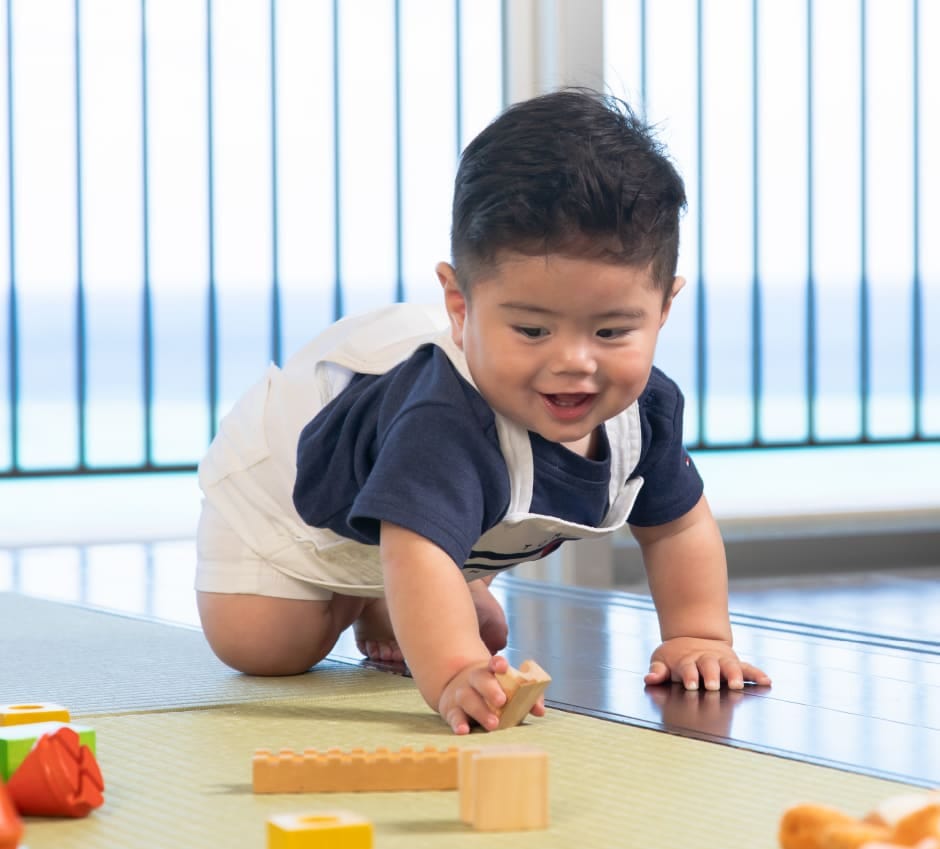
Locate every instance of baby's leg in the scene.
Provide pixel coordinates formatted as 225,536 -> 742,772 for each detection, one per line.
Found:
196,500 -> 368,675
198,590 -> 367,676
469,578 -> 509,654
353,578 -> 508,664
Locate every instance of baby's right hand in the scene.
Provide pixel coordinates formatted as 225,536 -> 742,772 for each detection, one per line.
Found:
437,655 -> 511,735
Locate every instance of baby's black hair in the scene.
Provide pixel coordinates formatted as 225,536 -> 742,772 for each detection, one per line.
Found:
451,88 -> 687,297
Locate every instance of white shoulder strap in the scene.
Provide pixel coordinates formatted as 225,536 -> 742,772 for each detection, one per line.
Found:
282,302 -> 449,377
605,401 -> 642,502
432,331 -> 535,515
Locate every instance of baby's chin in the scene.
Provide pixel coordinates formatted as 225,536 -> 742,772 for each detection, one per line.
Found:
493,403 -> 600,453
528,424 -> 596,458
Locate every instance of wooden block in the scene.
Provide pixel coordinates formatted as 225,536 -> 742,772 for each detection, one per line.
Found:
458,746 -> 549,831
494,659 -> 551,729
253,745 -> 461,793
457,748 -> 481,824
266,810 -> 373,849
0,703 -> 70,727
0,721 -> 96,781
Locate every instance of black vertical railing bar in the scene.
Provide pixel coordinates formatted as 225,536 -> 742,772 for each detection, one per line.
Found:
454,0 -> 463,159
393,0 -> 404,303
805,0 -> 818,443
911,0 -> 923,438
205,0 -> 219,440
639,0 -> 647,118
694,0 -> 707,446
331,0 -> 343,320
4,0 -> 19,471
140,0 -> 154,465
750,0 -> 762,446
858,0 -> 871,441
73,0 -> 88,468
269,0 -> 281,365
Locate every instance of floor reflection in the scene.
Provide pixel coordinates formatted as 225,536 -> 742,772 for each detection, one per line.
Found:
644,683 -> 757,741
0,540 -> 200,628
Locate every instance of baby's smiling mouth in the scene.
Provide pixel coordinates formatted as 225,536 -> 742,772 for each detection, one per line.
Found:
546,393 -> 591,407
542,392 -> 596,419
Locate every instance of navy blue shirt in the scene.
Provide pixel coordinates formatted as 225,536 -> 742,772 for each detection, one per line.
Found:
293,344 -> 702,567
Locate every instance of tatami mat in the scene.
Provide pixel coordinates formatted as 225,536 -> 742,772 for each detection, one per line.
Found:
19,694 -> 920,849
1,592 -> 924,848
1,593 -> 405,713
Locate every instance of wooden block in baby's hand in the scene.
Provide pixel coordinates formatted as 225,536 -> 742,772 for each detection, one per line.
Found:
494,660 -> 551,729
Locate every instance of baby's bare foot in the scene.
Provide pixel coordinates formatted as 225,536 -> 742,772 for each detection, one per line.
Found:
470,579 -> 509,654
353,598 -> 404,662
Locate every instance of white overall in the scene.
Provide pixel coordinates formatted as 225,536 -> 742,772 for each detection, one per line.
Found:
198,303 -> 646,597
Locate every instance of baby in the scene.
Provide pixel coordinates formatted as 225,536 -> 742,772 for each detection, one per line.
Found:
195,88 -> 771,734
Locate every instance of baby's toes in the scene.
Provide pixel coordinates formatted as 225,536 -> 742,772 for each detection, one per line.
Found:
357,638 -> 403,662
376,640 -> 403,662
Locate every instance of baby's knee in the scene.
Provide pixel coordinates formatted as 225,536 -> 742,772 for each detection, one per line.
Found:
197,591 -> 336,676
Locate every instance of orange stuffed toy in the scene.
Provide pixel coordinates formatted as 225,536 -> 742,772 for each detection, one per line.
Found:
780,792 -> 940,849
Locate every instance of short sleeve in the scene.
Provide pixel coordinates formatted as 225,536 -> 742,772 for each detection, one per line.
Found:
627,368 -> 704,527
348,399 -> 510,566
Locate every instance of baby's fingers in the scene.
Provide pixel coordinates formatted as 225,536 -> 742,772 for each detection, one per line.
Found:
718,657 -> 745,690
696,655 -> 723,691
644,660 -> 670,686
443,704 -> 473,736
740,662 -> 772,686
460,678 -> 504,732
487,654 -> 511,676
472,665 -> 508,714
676,656 -> 705,690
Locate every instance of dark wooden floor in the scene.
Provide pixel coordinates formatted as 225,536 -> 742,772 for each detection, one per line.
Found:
331,569 -> 940,789
2,539 -> 938,788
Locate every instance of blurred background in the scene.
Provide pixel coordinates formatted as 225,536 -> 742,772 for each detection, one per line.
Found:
0,0 -> 937,625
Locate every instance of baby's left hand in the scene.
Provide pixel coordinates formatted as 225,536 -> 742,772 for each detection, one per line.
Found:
645,637 -> 772,691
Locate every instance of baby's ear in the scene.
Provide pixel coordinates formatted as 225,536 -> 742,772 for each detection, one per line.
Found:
659,275 -> 686,327
437,262 -> 467,348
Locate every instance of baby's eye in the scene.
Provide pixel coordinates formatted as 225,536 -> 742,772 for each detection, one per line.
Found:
596,327 -> 630,339
514,326 -> 548,339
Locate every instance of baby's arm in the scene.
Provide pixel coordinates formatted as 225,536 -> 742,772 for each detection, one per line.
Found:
379,520 -> 511,734
631,495 -> 771,690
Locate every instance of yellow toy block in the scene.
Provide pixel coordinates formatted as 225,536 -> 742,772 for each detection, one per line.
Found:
253,746 -> 462,793
267,811 -> 372,849
0,703 -> 70,727
458,745 -> 549,831
494,660 -> 551,729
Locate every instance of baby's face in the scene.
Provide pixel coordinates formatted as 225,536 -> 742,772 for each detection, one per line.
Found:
441,253 -> 679,456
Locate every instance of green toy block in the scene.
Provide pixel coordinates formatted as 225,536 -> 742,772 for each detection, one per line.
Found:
0,721 -> 96,780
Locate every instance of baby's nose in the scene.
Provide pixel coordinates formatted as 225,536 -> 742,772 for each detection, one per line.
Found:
549,339 -> 597,374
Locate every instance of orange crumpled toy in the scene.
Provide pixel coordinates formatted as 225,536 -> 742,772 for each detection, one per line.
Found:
780,792 -> 940,849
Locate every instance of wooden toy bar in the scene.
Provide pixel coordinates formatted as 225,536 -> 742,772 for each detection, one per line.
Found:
253,745 -> 465,794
